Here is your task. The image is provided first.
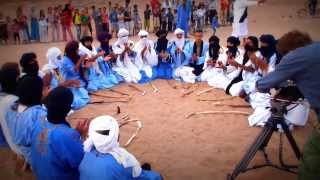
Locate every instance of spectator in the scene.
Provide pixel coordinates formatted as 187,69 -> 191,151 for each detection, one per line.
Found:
144,4 -> 152,32
60,4 -> 74,41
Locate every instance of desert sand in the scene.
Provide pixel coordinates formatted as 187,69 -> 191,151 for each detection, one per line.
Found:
0,0 -> 320,180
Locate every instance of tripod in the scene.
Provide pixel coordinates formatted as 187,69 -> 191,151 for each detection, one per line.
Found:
227,99 -> 302,180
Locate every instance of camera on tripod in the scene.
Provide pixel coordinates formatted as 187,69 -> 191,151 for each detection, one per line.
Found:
227,82 -> 305,180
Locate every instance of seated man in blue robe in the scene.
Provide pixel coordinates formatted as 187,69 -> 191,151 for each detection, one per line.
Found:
31,87 -> 88,180
79,36 -> 117,92
0,63 -> 22,155
167,28 -> 195,83
189,29 -> 209,77
96,32 -> 122,83
60,41 -> 90,110
80,115 -> 162,180
5,75 -> 47,165
154,30 -> 174,79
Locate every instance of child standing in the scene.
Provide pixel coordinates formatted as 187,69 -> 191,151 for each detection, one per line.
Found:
167,8 -> 174,32
160,8 -> 167,31
38,10 -> 48,42
220,0 -> 229,26
73,9 -> 81,40
211,12 -> 219,35
144,4 -> 152,32
109,6 -> 119,37
132,4 -> 142,35
11,19 -> 20,44
0,13 -> 8,44
81,8 -> 91,37
101,7 -> 109,33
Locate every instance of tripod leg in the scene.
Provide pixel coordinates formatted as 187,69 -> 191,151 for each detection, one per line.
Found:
228,125 -> 274,179
280,121 -> 301,159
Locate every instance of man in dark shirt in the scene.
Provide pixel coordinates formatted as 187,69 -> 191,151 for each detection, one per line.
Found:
256,30 -> 320,180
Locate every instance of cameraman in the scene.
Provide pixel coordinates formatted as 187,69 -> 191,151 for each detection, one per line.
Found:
256,30 -> 320,180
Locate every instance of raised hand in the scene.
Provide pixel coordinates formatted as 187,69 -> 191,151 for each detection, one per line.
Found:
75,119 -> 90,139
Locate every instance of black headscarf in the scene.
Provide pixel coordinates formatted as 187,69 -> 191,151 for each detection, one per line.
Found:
259,34 -> 277,63
208,35 -> 220,60
0,63 -> 20,95
80,36 -> 94,51
243,36 -> 259,65
98,32 -> 112,55
155,30 -> 168,53
17,75 -> 43,107
19,52 -> 39,76
226,36 -> 240,58
45,86 -> 73,124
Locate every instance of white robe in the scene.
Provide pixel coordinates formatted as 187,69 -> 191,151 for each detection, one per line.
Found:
134,39 -> 158,78
200,48 -> 226,82
207,48 -> 244,90
112,40 -> 141,83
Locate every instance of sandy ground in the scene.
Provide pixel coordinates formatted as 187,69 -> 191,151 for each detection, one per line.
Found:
0,0 -> 320,180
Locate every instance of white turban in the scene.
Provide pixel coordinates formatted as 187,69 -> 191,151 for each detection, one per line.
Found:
83,115 -> 142,178
174,28 -> 184,35
118,28 -> 129,38
42,47 -> 62,72
138,30 -> 149,37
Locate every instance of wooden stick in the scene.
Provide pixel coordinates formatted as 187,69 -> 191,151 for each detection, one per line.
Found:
89,99 -> 130,104
149,82 -> 159,93
181,89 -> 195,97
128,84 -> 146,95
119,119 -> 142,147
210,101 -> 251,108
90,92 -> 127,99
167,80 -> 178,89
197,96 -> 236,102
196,87 -> 216,96
110,89 -> 131,96
185,110 -> 251,119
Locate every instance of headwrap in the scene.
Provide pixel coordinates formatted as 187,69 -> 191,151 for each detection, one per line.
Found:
45,86 -> 73,124
19,52 -> 39,76
80,36 -> 94,51
174,28 -> 185,50
259,34 -> 277,61
43,47 -> 62,72
113,29 -> 134,55
17,75 -> 43,107
138,30 -> 149,46
0,63 -> 20,94
208,35 -> 220,60
226,36 -> 240,58
84,116 -> 142,178
155,30 -> 168,53
98,32 -> 112,55
138,30 -> 149,37
117,28 -> 129,44
243,36 -> 259,64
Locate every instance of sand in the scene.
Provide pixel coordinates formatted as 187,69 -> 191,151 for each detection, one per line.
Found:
0,0 -> 319,179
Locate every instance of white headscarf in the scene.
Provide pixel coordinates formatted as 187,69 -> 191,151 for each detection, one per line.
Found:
42,47 -> 62,72
113,28 -> 132,55
174,28 -> 185,50
83,116 -> 142,178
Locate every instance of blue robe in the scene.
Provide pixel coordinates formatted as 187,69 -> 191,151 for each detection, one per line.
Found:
30,17 -> 39,41
167,40 -> 193,70
155,55 -> 174,79
97,46 -> 123,83
60,56 -> 90,110
79,149 -> 162,180
177,5 -> 190,35
5,104 -> 47,164
31,119 -> 84,180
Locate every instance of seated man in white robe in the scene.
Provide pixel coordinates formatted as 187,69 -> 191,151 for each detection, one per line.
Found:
207,36 -> 244,89
189,29 -> 209,78
112,28 -> 141,83
200,35 -> 223,82
225,36 -> 261,97
167,28 -> 194,83
134,30 -> 158,83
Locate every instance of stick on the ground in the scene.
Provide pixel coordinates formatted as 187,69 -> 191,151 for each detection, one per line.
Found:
149,82 -> 159,93
89,99 -> 130,104
181,89 -> 195,97
110,89 -> 131,96
119,119 -> 143,147
197,96 -> 236,102
167,80 -> 178,89
185,110 -> 251,119
90,92 -> 127,99
196,87 -> 216,96
128,84 -> 146,95
210,101 -> 251,108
